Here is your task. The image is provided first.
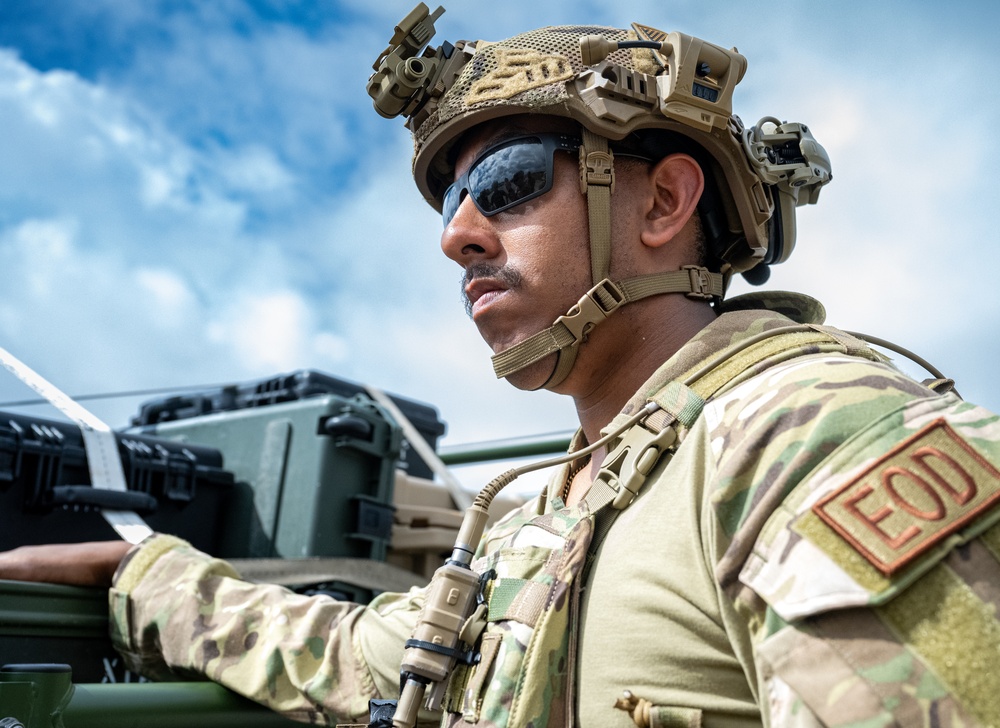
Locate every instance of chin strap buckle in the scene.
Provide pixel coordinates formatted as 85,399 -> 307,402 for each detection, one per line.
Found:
555,278 -> 626,346
682,265 -> 715,300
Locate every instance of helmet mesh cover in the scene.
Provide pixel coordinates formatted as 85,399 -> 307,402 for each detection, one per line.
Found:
413,26 -> 656,158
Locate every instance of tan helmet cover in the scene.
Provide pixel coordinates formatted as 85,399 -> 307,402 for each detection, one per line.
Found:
369,5 -> 832,275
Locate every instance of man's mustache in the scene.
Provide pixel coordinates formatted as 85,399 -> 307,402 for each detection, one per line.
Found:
462,263 -> 523,317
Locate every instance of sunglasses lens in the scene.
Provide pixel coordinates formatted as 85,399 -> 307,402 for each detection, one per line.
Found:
440,137 -> 562,226
442,185 -> 461,226
470,141 -> 548,214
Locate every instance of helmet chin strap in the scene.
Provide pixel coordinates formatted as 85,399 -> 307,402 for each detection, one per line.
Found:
490,129 -> 726,390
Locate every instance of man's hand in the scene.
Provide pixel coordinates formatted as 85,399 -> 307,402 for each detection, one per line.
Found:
0,541 -> 133,587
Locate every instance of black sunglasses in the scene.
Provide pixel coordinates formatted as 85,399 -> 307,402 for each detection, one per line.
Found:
441,132 -> 581,226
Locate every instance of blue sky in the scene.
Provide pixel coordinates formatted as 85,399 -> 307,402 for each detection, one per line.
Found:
0,1 -> 998,492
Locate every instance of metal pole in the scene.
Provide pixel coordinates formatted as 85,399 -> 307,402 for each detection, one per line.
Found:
438,432 -> 572,465
64,682 -> 302,727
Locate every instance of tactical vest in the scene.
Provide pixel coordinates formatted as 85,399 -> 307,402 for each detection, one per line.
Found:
439,321 -> 888,727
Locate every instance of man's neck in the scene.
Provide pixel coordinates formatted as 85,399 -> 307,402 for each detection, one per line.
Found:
568,296 -> 717,457
557,297 -> 716,507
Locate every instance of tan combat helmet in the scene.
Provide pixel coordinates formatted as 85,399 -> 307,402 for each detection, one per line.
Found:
368,5 -> 832,389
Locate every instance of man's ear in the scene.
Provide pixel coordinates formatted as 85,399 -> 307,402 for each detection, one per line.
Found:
640,153 -> 705,249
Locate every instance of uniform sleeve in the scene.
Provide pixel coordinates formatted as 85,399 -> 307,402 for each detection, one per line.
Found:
704,354 -> 1000,726
108,534 -> 432,726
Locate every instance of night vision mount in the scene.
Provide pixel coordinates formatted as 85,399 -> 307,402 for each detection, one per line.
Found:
367,4 -> 462,129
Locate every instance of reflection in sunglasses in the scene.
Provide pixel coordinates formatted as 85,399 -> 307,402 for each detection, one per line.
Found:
443,133 -> 581,226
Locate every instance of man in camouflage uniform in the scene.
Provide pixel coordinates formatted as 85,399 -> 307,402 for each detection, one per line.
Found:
4,7 -> 1000,727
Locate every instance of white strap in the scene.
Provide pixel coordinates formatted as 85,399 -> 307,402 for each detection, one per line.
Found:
364,385 -> 472,511
0,346 -> 152,544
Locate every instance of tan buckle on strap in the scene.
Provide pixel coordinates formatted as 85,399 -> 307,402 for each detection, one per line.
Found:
682,265 -> 714,300
579,149 -> 615,194
556,279 -> 625,346
596,420 -> 679,510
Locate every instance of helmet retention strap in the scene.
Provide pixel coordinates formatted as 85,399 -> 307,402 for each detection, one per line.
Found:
489,130 -> 726,390
580,128 -> 614,285
490,269 -> 726,387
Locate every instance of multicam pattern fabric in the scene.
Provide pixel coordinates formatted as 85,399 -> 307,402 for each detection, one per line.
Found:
109,538 -> 430,725
567,294 -> 1000,726
692,306 -> 999,725
731,381 -> 1000,726
442,505 -> 593,728
109,293 -> 1000,726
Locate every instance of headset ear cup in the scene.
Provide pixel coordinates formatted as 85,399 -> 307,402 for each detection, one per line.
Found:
764,184 -> 784,265
741,263 -> 771,285
741,185 -> 784,285
766,182 -> 802,268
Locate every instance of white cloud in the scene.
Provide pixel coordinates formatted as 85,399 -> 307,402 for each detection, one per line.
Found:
0,53 -> 312,423
134,268 -> 197,328
215,145 -> 296,196
207,290 -> 337,373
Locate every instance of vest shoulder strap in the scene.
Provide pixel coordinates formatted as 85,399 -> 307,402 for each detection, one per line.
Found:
582,324 -> 884,551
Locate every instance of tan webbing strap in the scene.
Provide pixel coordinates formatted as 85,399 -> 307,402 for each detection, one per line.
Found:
679,329 -> 883,399
806,324 -> 871,358
581,325 -> 885,571
491,325 -> 570,380
490,268 -> 725,382
584,477 -> 624,560
539,345 -> 579,390
580,128 -> 614,284
491,279 -> 626,381
680,330 -> 831,399
647,380 -> 706,429
619,267 -> 725,302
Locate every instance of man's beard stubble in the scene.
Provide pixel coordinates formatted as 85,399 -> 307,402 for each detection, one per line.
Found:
462,263 -> 523,318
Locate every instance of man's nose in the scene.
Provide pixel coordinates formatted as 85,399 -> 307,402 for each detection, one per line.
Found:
440,194 -> 502,265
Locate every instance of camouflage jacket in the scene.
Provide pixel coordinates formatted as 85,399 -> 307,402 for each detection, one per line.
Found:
108,293 -> 1000,726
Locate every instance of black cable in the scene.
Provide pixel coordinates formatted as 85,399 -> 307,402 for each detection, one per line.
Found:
616,41 -> 663,50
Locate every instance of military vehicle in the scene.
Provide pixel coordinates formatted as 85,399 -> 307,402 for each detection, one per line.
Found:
0,362 -> 555,727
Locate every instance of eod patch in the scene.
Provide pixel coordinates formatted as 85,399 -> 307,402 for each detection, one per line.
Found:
813,418 -> 1000,576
